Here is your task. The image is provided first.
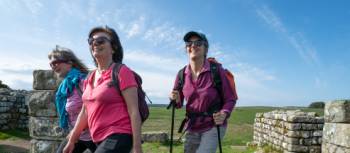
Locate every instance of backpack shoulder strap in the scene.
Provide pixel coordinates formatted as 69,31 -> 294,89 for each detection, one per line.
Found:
75,83 -> 83,96
209,61 -> 223,107
74,74 -> 88,96
111,63 -> 123,91
176,66 -> 186,91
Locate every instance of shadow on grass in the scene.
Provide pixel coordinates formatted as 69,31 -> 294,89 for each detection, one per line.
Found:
160,140 -> 183,147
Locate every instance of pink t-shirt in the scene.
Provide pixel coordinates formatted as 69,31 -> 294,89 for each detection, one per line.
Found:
82,63 -> 137,143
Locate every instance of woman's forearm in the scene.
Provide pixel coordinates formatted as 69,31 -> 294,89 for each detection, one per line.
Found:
130,111 -> 142,151
122,87 -> 142,152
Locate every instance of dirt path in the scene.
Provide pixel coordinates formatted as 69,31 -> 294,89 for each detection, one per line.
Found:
0,139 -> 30,153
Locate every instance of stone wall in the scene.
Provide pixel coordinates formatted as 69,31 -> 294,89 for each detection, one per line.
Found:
0,88 -> 28,130
253,110 -> 324,153
322,100 -> 350,153
28,70 -> 65,153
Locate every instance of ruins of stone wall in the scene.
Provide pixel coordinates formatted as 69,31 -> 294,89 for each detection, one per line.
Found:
0,88 -> 28,130
28,70 -> 65,153
253,110 -> 324,153
322,100 -> 350,153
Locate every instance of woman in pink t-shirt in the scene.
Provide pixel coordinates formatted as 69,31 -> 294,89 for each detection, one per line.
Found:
64,26 -> 142,153
48,46 -> 96,153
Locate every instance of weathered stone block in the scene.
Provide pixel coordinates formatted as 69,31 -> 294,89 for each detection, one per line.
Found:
33,70 -> 62,90
284,122 -> 301,130
29,117 -> 66,140
286,130 -> 310,138
301,123 -> 318,130
323,123 -> 350,147
27,90 -> 57,117
309,146 -> 321,153
282,142 -> 308,152
322,142 -> 350,153
287,115 -> 316,123
30,139 -> 61,153
324,100 -> 350,123
141,131 -> 168,142
283,136 -> 299,145
312,130 -> 323,137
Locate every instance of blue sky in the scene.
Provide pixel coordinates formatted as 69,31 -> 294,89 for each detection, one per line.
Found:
0,0 -> 349,106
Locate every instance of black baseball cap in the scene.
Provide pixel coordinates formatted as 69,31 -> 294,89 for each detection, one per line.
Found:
183,31 -> 209,47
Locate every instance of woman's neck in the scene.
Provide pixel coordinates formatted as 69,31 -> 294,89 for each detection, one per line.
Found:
96,58 -> 113,72
190,57 -> 205,74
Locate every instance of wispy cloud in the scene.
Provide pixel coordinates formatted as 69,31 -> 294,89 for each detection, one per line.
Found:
23,0 -> 43,15
256,5 -> 320,66
143,22 -> 185,49
126,16 -> 145,38
125,50 -> 186,73
0,54 -> 48,90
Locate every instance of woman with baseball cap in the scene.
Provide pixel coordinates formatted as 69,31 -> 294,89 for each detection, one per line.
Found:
169,31 -> 237,153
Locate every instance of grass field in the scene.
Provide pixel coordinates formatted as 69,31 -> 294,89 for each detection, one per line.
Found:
0,106 -> 323,153
0,129 -> 30,140
142,106 -> 324,153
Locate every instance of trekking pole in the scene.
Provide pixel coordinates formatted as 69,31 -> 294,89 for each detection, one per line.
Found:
215,110 -> 223,153
217,125 -> 223,153
166,100 -> 176,153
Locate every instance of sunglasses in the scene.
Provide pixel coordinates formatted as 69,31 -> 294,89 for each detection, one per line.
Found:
185,40 -> 206,47
50,59 -> 68,68
88,37 -> 111,45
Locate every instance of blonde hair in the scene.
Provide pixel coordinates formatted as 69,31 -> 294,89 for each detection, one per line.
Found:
48,45 -> 89,73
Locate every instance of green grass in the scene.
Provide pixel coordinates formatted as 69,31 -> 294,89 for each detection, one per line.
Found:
0,129 -> 30,140
142,106 -> 324,152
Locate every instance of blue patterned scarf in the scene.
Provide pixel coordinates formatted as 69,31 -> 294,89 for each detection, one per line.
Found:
55,68 -> 86,129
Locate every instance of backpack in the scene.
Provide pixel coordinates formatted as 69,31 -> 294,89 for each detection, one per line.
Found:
110,63 -> 152,123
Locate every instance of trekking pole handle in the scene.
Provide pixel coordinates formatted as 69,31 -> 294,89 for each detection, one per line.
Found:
167,99 -> 176,109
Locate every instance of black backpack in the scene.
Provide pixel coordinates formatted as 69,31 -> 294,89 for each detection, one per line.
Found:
110,63 -> 152,123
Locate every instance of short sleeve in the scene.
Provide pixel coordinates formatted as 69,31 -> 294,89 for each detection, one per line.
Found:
118,65 -> 138,91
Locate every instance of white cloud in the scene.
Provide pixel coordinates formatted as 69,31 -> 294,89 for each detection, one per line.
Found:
22,0 -> 44,15
126,16 -> 145,38
143,22 -> 184,49
256,5 -> 320,66
0,54 -> 48,90
124,50 -> 186,73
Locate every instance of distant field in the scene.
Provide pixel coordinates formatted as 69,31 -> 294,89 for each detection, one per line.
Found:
142,106 -> 324,153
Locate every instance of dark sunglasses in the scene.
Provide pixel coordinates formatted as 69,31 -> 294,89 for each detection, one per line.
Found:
185,40 -> 206,47
50,59 -> 68,68
88,37 -> 111,45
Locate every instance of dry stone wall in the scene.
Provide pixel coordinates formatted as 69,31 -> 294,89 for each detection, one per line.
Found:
253,110 -> 324,153
0,88 -> 28,130
28,70 -> 65,153
322,100 -> 350,153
